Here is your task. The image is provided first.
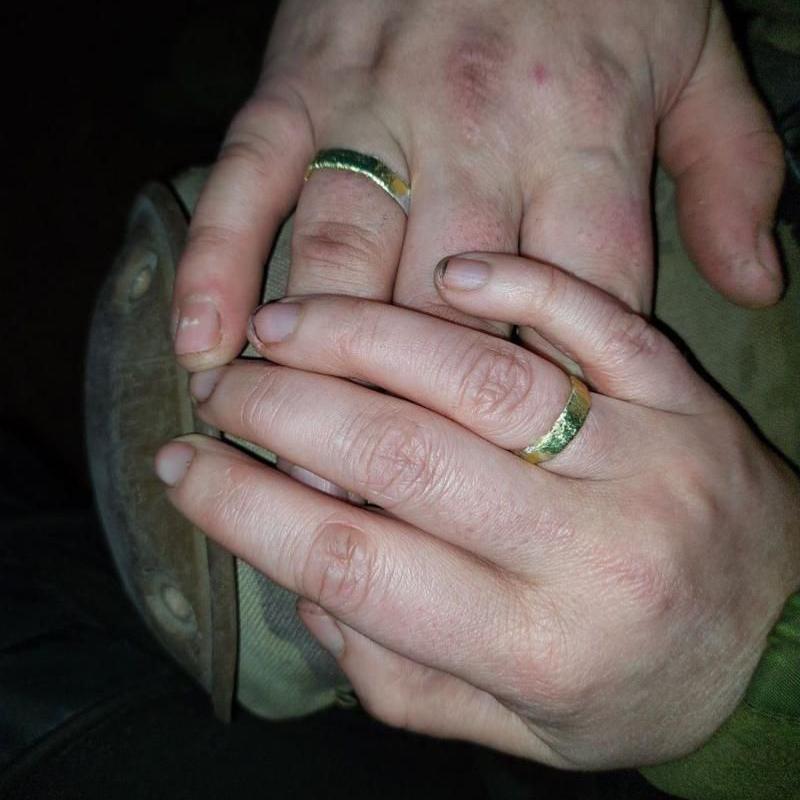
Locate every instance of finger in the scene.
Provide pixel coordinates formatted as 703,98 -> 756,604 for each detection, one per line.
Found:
242,296 -> 624,478
519,146 -> 654,315
172,89 -> 314,371
297,600 -> 558,764
283,131 -> 408,498
658,2 -> 785,308
434,253 -> 717,414
155,435 -> 531,695
392,157 -> 521,335
192,360 -> 562,565
287,148 -> 407,300
515,123 -> 654,371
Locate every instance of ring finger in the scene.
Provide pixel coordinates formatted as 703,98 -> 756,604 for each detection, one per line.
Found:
276,112 -> 409,496
287,114 -> 409,300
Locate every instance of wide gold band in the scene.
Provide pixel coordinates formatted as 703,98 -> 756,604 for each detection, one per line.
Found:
516,375 -> 591,465
304,148 -> 411,215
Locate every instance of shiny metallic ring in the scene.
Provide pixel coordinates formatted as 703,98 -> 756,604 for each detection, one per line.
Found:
304,148 -> 411,215
516,375 -> 591,465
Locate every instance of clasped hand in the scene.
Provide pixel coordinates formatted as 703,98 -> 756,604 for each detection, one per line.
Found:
156,253 -> 800,768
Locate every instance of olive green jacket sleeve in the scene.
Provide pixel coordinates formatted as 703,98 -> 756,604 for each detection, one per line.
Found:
640,593 -> 800,800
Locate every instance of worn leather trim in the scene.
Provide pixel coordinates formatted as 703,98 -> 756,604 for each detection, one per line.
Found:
85,182 -> 237,721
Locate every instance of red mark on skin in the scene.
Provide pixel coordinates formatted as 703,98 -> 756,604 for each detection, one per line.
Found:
530,62 -> 550,86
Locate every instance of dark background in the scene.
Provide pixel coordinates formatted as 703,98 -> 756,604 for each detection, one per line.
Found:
3,1 -> 273,497
0,2 -> 797,798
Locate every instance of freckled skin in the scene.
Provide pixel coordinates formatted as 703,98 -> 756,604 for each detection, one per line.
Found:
266,0 -> 713,312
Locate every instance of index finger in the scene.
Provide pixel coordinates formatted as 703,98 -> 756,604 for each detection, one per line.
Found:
172,90 -> 314,371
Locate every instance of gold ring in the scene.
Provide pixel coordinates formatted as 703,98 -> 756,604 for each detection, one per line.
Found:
305,148 -> 411,215
516,375 -> 591,465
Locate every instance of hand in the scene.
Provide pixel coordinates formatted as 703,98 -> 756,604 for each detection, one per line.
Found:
171,0 -> 785,371
157,254 -> 800,768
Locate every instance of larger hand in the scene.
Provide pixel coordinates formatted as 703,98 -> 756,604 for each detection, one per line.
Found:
157,255 -> 800,767
172,0 -> 785,370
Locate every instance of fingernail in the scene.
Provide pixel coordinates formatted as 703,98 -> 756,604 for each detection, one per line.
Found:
154,441 -> 195,487
298,600 -> 345,657
174,298 -> 221,356
436,256 -> 490,290
252,302 -> 300,344
756,226 -> 783,280
190,367 -> 224,404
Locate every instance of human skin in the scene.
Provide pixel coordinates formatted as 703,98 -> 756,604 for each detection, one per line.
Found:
156,255 -> 800,768
171,0 -> 785,369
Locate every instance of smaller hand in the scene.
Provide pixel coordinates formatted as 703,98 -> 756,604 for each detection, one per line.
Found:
158,254 -> 800,768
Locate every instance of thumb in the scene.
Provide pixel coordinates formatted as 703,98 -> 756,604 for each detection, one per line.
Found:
658,2 -> 785,308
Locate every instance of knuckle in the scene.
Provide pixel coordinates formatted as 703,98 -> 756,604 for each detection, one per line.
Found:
499,592 -> 587,719
217,137 -> 274,185
371,34 -> 408,93
217,94 -> 309,185
348,412 -> 441,508
238,368 -> 284,434
325,297 -> 380,366
568,44 -> 631,135
456,344 -> 536,433
519,665 -> 589,721
535,262 -> 572,317
293,219 -> 387,272
598,311 -> 662,368
440,28 -> 512,138
569,144 -> 628,179
666,450 -> 726,536
226,93 -> 306,157
184,222 -> 241,261
202,458 -> 257,535
612,548 -> 686,622
587,522 -> 690,625
449,41 -> 505,105
299,521 -> 384,615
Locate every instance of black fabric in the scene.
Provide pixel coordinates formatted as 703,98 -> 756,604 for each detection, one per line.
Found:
0,429 -> 668,799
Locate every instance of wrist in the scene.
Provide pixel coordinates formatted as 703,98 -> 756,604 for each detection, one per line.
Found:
641,590 -> 800,800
